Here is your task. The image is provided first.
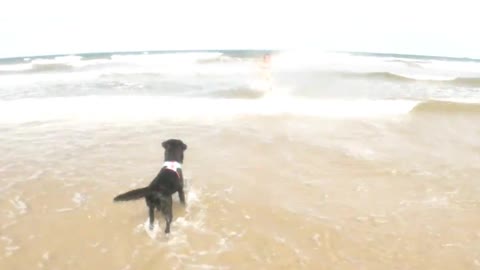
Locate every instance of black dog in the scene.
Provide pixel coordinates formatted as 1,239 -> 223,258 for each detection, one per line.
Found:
113,139 -> 187,233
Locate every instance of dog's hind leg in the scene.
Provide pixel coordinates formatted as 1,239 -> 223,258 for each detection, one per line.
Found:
159,196 -> 173,233
148,206 -> 155,230
146,197 -> 156,230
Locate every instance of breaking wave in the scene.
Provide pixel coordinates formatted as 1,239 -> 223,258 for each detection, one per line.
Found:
411,100 -> 480,113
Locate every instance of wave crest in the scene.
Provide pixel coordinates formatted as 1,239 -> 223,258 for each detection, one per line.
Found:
411,100 -> 480,114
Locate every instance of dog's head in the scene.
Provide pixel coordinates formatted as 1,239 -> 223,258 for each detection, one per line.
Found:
162,139 -> 187,163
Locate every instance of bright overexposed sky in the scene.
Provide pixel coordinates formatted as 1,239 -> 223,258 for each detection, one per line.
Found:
1,0 -> 479,58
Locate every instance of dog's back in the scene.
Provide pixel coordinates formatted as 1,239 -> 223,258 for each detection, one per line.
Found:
148,168 -> 182,195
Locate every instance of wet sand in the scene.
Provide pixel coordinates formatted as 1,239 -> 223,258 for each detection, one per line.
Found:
1,115 -> 480,269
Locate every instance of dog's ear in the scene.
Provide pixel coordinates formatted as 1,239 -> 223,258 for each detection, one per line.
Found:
182,142 -> 187,151
162,141 -> 170,149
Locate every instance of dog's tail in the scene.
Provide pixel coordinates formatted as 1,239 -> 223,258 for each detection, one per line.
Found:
113,187 -> 152,202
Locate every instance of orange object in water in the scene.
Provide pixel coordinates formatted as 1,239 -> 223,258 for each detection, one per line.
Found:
263,54 -> 271,64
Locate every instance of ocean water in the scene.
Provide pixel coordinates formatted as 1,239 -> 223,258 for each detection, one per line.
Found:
1,50 -> 480,269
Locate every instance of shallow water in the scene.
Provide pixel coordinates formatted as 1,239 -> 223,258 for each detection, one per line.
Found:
2,51 -> 480,269
1,113 -> 480,269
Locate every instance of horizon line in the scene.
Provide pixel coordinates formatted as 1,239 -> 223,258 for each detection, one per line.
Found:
1,49 -> 479,63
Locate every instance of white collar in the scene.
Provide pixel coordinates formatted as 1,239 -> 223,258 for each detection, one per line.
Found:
163,161 -> 182,171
